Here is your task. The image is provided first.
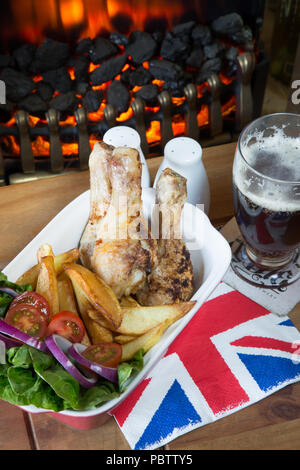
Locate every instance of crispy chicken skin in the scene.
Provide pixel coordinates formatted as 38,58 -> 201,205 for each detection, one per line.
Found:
79,142 -> 113,269
80,144 -> 157,299
136,168 -> 194,305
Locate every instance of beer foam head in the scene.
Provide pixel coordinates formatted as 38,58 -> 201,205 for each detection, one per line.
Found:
234,126 -> 300,212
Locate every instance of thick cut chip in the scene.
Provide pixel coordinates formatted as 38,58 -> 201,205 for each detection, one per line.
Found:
58,278 -> 90,345
85,310 -> 114,343
114,334 -> 136,344
16,248 -> 80,288
54,249 -> 80,276
37,244 -> 54,263
121,323 -> 167,362
90,301 -> 196,336
120,296 -> 140,307
63,263 -> 122,329
36,256 -> 59,319
16,264 -> 40,290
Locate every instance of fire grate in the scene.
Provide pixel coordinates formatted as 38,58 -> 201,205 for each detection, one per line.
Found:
0,12 -> 269,184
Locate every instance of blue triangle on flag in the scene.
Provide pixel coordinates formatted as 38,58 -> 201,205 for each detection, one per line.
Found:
134,379 -> 201,450
279,319 -> 294,327
238,353 -> 300,392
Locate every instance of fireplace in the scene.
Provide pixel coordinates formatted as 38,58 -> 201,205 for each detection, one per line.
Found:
0,0 -> 269,185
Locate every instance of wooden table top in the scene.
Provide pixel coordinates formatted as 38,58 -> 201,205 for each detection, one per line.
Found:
1,141 -> 300,450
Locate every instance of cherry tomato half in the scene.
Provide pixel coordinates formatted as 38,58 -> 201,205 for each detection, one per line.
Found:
5,304 -> 48,338
82,343 -> 122,368
10,292 -> 50,321
46,311 -> 85,343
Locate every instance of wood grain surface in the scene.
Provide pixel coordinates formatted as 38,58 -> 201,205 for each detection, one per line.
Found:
0,141 -> 299,450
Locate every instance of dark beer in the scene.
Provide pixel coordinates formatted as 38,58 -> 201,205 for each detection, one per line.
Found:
233,133 -> 300,267
233,182 -> 300,260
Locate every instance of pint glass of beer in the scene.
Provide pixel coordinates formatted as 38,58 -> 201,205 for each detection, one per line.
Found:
232,113 -> 300,287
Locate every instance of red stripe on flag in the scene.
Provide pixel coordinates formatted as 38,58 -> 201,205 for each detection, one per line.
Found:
231,336 -> 300,355
113,378 -> 151,427
166,291 -> 269,414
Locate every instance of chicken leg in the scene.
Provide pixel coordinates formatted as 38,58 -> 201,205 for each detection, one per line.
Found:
136,168 -> 194,305
79,142 -> 113,269
89,146 -> 157,299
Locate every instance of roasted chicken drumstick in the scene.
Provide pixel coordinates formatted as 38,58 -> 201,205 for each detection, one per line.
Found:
136,168 -> 194,305
80,143 -> 156,299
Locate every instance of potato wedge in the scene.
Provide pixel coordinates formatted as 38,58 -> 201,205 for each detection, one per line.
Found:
69,277 -> 111,346
69,276 -> 92,316
63,263 -> 122,329
87,309 -> 117,331
37,244 -> 54,263
16,264 -> 40,289
54,249 -> 80,276
86,310 -> 114,343
57,278 -> 91,346
121,323 -> 167,362
58,278 -> 77,312
90,301 -> 195,336
16,248 -> 80,288
120,296 -> 140,308
36,256 -> 59,318
114,334 -> 136,345
88,321 -> 114,344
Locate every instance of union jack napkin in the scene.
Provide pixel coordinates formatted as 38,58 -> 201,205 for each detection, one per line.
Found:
110,282 -> 300,450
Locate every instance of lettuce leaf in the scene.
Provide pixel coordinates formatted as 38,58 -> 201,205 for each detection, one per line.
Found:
118,349 -> 144,393
0,272 -> 33,317
0,344 -> 144,412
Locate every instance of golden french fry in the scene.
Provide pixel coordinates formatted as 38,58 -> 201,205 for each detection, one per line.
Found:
16,248 -> 80,288
87,309 -> 117,331
90,301 -> 195,336
114,334 -> 136,345
121,323 -> 167,362
37,244 -> 54,263
70,281 -> 111,344
85,310 -> 114,343
120,296 -> 140,308
71,277 -> 92,317
63,263 -> 122,329
57,271 -> 69,282
57,279 -> 91,346
36,256 -> 59,318
16,264 -> 40,289
54,249 -> 80,276
58,279 -> 78,312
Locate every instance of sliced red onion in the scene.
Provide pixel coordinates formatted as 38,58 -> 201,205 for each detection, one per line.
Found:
0,340 -> 6,364
0,287 -> 19,298
0,318 -> 48,353
45,335 -> 98,389
68,343 -> 118,383
0,332 -> 23,349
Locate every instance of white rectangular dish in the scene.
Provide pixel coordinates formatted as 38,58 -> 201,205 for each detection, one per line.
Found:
2,187 -> 231,421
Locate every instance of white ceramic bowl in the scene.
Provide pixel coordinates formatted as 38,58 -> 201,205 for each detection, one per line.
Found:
2,188 -> 231,427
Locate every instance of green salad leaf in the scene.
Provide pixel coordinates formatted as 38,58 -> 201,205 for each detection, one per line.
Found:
118,349 -> 144,393
0,272 -> 33,317
0,343 -> 144,412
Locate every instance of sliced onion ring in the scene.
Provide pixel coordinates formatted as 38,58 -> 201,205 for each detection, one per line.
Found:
0,318 -> 48,352
45,335 -> 98,389
68,343 -> 118,383
0,286 -> 19,298
0,332 -> 23,349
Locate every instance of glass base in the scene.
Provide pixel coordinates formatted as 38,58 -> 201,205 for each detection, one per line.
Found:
230,242 -> 300,288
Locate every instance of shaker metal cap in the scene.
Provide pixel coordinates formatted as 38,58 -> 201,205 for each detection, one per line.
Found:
164,137 -> 202,165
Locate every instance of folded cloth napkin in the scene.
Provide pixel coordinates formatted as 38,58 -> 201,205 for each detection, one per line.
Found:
110,283 -> 300,450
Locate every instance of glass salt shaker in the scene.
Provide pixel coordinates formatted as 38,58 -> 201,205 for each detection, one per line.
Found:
154,137 -> 210,214
103,126 -> 150,188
